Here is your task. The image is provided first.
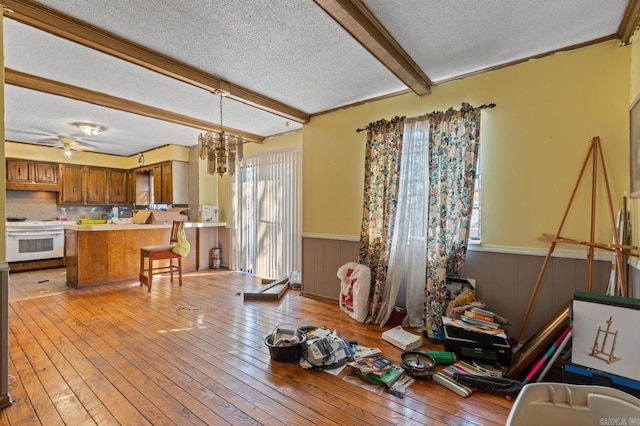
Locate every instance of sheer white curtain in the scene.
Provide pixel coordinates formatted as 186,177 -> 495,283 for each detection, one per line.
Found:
376,117 -> 430,327
231,147 -> 302,279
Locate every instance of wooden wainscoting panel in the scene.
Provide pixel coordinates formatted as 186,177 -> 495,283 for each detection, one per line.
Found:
302,237 -> 360,301
320,239 -> 342,300
301,237 -> 317,295
515,254 -> 554,342
550,257 -> 579,309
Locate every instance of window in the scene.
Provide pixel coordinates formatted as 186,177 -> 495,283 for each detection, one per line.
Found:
468,148 -> 481,242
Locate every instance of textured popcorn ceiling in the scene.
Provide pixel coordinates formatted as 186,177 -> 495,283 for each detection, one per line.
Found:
2,0 -> 631,156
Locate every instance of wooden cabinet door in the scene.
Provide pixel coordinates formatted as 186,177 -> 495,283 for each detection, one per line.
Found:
34,162 -> 58,184
6,159 -> 32,182
161,162 -> 173,204
109,169 -> 128,204
152,164 -> 163,204
86,167 -> 109,204
60,164 -> 84,204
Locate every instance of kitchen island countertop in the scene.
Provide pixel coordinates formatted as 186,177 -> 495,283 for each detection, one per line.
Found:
63,221 -> 227,231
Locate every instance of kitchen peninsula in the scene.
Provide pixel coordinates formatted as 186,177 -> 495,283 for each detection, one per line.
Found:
64,221 -> 226,288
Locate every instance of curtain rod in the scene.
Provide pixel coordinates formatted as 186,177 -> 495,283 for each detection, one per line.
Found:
355,103 -> 496,133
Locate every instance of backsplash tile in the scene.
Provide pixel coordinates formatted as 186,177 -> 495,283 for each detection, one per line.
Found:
6,191 -> 111,221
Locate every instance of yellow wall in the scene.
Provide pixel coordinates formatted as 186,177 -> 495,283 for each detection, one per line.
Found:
303,40 -> 631,251
5,141 -> 190,169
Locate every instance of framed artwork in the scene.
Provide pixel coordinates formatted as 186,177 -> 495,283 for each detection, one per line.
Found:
630,93 -> 640,198
505,301 -> 571,379
572,291 -> 640,382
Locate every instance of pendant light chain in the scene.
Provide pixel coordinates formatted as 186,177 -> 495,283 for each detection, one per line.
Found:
219,93 -> 224,135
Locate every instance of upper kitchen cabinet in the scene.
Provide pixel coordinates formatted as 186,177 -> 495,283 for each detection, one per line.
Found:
85,167 -> 109,205
59,164 -> 84,204
34,162 -> 59,184
6,159 -> 32,183
109,169 -> 128,204
58,165 -> 109,205
6,158 -> 61,191
150,161 -> 188,205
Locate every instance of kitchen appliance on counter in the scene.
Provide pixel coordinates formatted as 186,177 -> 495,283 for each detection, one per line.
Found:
5,221 -> 64,262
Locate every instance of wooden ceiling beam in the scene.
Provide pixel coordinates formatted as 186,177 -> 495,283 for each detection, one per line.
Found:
2,0 -> 310,124
6,68 -> 265,143
314,0 -> 431,95
617,0 -> 640,44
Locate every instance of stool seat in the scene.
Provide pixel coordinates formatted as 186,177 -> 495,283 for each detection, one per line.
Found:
139,221 -> 184,292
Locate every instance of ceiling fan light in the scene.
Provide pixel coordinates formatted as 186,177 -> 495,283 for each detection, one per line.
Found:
72,122 -> 106,136
64,149 -> 72,158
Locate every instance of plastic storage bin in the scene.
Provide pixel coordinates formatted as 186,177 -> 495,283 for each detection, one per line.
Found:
506,383 -> 640,425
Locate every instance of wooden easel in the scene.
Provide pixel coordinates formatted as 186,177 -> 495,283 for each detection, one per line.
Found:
516,137 -> 637,342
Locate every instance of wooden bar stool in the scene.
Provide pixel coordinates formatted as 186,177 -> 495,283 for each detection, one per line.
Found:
139,220 -> 183,292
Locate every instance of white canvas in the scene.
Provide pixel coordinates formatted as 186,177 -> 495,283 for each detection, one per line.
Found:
572,298 -> 640,382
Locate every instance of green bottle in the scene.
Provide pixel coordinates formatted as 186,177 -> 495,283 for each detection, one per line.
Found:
421,351 -> 456,364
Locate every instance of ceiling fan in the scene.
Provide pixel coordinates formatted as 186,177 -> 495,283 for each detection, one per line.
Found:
37,135 -> 96,155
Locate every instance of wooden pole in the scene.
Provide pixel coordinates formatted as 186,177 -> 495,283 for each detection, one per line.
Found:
588,138 -> 598,292
596,138 -> 627,296
516,139 -> 595,342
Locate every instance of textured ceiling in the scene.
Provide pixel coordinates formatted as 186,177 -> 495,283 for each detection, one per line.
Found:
2,0 -> 635,157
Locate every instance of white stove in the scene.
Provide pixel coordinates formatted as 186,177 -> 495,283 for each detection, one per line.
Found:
5,221 -> 65,262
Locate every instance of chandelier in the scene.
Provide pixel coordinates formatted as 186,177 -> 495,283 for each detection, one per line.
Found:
198,91 -> 243,176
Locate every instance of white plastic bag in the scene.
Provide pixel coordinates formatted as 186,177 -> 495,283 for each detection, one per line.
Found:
337,262 -> 371,323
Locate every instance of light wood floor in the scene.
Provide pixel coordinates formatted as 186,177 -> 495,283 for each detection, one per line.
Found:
1,269 -> 513,425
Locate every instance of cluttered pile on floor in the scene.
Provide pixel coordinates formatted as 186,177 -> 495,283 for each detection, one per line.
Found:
265,265 -> 640,424
263,313 -> 524,402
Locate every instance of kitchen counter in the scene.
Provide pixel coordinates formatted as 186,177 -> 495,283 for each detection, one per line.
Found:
64,221 -> 227,288
63,221 -> 227,231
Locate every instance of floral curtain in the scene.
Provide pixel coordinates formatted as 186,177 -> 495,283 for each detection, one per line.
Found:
358,117 -> 404,323
424,103 -> 482,327
359,104 -> 482,327
375,117 -> 430,327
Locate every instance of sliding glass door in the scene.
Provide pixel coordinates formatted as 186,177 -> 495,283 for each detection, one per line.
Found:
232,147 -> 302,280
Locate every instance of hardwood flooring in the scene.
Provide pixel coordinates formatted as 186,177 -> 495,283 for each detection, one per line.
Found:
1,269 -> 514,425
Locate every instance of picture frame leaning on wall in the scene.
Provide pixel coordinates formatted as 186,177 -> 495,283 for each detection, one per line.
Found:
629,93 -> 640,198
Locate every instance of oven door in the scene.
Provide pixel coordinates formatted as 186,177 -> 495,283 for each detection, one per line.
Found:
6,230 -> 64,262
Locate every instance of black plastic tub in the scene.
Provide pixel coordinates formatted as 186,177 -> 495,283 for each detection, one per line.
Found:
264,330 -> 307,363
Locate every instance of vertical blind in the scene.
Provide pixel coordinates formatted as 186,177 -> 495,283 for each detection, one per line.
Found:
232,147 -> 302,279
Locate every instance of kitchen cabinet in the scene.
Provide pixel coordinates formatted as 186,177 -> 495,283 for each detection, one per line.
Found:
59,165 -> 109,205
6,159 -> 61,191
152,164 -> 163,204
59,164 -> 85,204
6,159 -> 32,183
85,167 -> 109,204
149,161 -> 188,205
109,169 -> 128,204
34,162 -> 59,184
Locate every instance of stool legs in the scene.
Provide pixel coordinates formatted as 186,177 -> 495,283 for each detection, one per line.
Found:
139,250 -> 181,293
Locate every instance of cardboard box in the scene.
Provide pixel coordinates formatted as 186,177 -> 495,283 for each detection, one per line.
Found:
131,208 -> 188,224
198,205 -> 219,223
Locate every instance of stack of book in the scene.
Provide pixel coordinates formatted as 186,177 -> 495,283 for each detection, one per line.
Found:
461,307 -> 510,328
432,360 -> 489,397
442,307 -> 511,336
349,356 -> 393,376
349,356 -> 404,385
